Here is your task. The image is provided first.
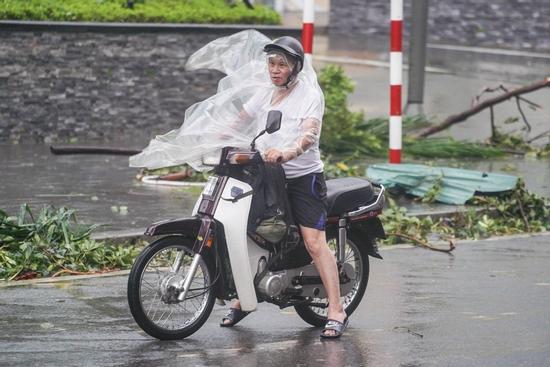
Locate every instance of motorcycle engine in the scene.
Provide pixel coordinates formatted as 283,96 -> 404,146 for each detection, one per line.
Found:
257,271 -> 289,297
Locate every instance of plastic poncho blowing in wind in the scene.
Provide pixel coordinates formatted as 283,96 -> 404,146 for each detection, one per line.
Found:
129,30 -> 325,171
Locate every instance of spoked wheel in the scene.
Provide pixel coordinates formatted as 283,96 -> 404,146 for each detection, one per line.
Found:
127,236 -> 216,340
294,234 -> 370,327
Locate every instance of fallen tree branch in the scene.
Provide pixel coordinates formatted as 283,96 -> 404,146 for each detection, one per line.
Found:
43,250 -> 111,278
416,78 -> 550,138
49,269 -> 109,278
393,327 -> 424,338
515,191 -> 531,232
527,129 -> 550,143
386,232 -> 456,253
8,268 -> 24,281
515,96 -> 532,132
50,146 -> 141,155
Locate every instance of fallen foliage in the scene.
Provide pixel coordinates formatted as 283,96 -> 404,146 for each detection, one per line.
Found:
0,204 -> 141,281
380,180 -> 549,247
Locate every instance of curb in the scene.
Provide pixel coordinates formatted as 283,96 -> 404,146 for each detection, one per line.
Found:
313,55 -> 450,74
0,270 -> 130,288
91,228 -> 147,243
382,230 -> 550,251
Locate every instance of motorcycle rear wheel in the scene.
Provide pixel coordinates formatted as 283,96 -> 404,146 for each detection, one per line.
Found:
294,234 -> 370,327
127,236 -> 216,340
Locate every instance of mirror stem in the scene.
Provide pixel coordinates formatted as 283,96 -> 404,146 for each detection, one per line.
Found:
250,130 -> 266,151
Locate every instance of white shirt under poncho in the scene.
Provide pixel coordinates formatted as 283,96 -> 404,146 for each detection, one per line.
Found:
243,80 -> 324,179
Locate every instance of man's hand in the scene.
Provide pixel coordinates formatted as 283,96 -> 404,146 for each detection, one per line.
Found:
264,148 -> 294,164
264,148 -> 284,163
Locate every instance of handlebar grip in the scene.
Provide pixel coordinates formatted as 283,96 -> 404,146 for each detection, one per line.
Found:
260,152 -> 283,164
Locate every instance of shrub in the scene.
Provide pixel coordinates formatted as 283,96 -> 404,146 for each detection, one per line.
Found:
318,65 -> 384,156
0,0 -> 281,24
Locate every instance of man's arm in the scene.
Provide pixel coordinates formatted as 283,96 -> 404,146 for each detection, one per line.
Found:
264,117 -> 320,163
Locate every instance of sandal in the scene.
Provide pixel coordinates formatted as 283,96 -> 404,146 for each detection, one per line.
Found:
320,317 -> 349,339
220,307 -> 250,327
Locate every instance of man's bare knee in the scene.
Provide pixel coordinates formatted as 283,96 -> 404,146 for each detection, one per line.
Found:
300,227 -> 326,257
303,238 -> 323,258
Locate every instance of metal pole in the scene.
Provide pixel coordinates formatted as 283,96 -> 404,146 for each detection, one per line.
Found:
405,0 -> 429,116
389,0 -> 403,163
302,0 -> 315,64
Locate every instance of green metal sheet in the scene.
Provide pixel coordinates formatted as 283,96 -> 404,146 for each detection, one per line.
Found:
366,163 -> 518,205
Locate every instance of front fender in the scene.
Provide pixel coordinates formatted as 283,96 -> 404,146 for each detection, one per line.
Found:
144,216 -> 202,237
145,216 -> 236,299
145,215 -> 217,254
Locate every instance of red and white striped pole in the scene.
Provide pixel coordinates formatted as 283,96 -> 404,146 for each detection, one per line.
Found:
302,0 -> 314,64
389,0 -> 403,163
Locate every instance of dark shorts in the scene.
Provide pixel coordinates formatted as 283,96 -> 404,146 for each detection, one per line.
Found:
286,172 -> 328,231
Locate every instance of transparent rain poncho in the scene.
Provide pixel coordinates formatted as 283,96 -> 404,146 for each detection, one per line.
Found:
129,30 -> 325,172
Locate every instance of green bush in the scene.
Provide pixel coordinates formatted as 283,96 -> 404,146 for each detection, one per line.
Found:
318,65 -> 384,156
0,0 -> 281,24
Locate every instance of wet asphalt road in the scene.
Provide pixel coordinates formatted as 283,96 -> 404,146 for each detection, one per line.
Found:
1,234 -> 550,367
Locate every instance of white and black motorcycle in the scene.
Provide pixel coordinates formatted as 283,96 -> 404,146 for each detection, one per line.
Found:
127,111 -> 386,340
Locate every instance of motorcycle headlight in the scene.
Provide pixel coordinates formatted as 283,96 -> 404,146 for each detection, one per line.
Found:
201,150 -> 222,166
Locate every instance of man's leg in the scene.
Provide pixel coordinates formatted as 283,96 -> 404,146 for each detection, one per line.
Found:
300,225 -> 347,337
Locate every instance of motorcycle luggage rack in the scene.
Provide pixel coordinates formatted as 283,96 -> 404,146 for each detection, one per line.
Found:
345,184 -> 385,218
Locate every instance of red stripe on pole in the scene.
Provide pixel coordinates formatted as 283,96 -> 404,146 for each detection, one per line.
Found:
302,23 -> 314,54
389,149 -> 401,163
390,20 -> 402,52
390,85 -> 402,116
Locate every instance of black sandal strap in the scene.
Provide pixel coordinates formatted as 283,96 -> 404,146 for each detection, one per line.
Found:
220,308 -> 250,327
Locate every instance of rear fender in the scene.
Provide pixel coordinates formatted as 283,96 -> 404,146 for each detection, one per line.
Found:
348,217 -> 385,260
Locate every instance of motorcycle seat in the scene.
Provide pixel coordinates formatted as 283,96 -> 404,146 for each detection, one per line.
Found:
326,177 -> 375,216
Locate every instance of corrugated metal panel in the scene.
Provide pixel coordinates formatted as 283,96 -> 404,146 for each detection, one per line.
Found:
366,164 -> 518,205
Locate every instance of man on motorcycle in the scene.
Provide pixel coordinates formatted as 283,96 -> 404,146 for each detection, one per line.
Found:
220,36 -> 349,339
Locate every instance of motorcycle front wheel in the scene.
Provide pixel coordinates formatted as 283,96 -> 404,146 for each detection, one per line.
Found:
294,234 -> 370,327
127,236 -> 216,340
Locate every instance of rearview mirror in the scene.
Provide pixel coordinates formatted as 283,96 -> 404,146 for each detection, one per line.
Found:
265,110 -> 282,134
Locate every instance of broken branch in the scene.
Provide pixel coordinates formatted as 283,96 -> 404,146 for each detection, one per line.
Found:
50,146 -> 141,155
527,129 -> 550,143
417,78 -> 550,138
515,191 -> 531,232
386,232 -> 456,253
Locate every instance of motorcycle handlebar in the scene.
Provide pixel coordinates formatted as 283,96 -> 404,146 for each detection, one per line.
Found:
224,148 -> 282,165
